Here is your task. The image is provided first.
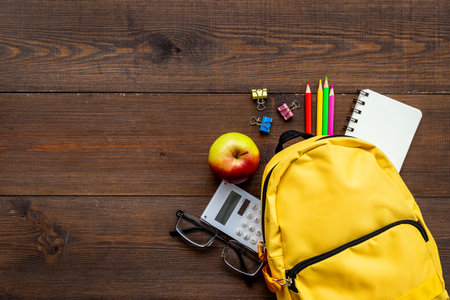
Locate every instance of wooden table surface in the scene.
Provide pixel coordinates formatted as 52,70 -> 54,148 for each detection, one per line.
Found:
0,1 -> 448,298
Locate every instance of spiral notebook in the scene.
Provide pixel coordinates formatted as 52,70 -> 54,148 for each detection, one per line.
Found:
345,89 -> 422,172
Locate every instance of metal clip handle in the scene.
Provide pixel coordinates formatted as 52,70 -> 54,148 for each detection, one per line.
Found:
256,99 -> 266,111
249,116 -> 261,126
290,100 -> 301,110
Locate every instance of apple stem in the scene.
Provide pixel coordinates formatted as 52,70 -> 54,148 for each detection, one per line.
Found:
235,151 -> 249,159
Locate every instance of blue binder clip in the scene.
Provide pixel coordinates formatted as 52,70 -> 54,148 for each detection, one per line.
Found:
250,116 -> 272,133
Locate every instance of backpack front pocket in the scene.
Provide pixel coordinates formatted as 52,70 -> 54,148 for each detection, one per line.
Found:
285,220 -> 443,299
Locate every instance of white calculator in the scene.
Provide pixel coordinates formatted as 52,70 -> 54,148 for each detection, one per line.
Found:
201,181 -> 263,253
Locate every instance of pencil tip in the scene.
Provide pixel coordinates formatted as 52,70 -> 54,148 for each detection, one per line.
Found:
325,76 -> 328,81
319,79 -> 322,84
307,81 -> 309,85
330,83 -> 333,89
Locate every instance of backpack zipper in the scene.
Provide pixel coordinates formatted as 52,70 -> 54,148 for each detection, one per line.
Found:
285,219 -> 429,293
261,165 -> 276,243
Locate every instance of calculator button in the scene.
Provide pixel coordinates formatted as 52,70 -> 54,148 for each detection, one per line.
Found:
249,225 -> 255,232
254,216 -> 261,223
246,212 -> 254,219
256,230 -> 262,236
251,237 -> 257,245
241,220 -> 248,228
243,234 -> 250,241
251,203 -> 258,210
236,228 -> 243,236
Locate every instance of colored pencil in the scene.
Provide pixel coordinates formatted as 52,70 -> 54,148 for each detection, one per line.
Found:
328,84 -> 335,135
305,82 -> 312,134
316,79 -> 323,135
322,76 -> 329,135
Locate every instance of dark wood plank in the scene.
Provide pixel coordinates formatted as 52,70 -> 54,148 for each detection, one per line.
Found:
0,93 -> 448,197
0,196 -> 273,299
0,195 -> 447,298
0,1 -> 449,93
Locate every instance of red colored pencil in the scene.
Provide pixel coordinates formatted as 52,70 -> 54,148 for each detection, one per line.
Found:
305,82 -> 312,134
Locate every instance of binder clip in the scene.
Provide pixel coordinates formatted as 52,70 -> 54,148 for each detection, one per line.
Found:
252,89 -> 268,111
278,100 -> 301,120
250,116 -> 272,133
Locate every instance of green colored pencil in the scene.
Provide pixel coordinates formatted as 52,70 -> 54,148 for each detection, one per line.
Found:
322,76 -> 329,135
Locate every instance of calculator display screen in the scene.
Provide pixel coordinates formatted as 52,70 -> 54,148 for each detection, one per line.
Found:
215,190 -> 241,225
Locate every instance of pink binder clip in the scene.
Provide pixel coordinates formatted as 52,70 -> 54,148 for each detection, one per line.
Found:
278,100 -> 301,120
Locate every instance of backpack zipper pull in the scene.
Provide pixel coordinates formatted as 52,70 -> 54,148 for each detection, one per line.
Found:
285,269 -> 299,292
258,242 -> 268,262
262,265 -> 283,293
274,277 -> 293,287
259,242 -> 294,293
262,266 -> 293,293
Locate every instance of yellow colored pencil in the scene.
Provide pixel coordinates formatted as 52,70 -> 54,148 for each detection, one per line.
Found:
316,79 -> 323,135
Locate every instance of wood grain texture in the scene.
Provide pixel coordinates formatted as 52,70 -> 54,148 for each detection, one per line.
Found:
0,93 -> 448,197
1,0 -> 449,297
0,195 -> 447,299
0,196 -> 273,299
0,0 -> 449,93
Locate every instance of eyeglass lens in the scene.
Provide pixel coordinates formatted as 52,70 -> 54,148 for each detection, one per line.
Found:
176,212 -> 217,247
223,240 -> 262,276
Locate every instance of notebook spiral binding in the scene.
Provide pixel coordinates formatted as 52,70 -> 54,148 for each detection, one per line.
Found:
344,90 -> 369,132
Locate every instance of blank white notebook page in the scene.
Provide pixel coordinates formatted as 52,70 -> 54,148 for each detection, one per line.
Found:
345,89 -> 422,171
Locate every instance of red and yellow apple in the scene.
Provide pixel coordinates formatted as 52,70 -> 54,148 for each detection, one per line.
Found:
208,132 -> 260,184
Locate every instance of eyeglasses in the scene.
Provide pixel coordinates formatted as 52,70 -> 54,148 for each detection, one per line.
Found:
170,210 -> 263,277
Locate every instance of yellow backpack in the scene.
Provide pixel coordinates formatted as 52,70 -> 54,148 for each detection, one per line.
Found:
259,131 -> 448,300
